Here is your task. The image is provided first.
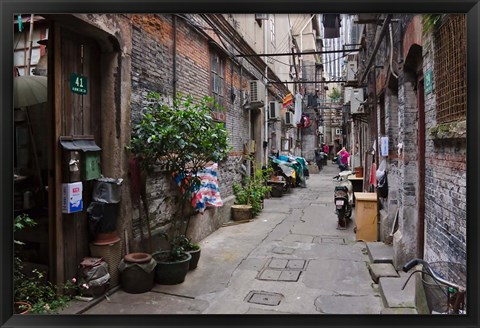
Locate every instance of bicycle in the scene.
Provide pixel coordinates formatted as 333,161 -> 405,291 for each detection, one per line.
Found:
402,258 -> 467,314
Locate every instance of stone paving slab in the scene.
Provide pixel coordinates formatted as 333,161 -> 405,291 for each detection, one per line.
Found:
83,289 -> 208,314
381,307 -> 418,314
314,295 -> 383,314
366,241 -> 394,263
379,272 -> 416,308
368,263 -> 399,283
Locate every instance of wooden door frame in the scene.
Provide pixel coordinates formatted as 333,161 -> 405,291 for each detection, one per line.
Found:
47,21 -> 65,286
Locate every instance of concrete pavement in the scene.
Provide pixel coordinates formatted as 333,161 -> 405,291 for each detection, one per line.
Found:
65,163 -> 407,315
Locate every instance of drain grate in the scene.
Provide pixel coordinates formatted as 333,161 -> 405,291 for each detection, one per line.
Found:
245,291 -> 283,306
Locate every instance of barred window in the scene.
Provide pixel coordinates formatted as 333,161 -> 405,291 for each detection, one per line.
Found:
434,14 -> 467,123
210,51 -> 225,109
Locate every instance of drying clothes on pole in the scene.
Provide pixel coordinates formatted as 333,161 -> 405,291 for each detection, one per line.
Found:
282,93 -> 293,108
323,14 -> 341,38
294,92 -> 303,125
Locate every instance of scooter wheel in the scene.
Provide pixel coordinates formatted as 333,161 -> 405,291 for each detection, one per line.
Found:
337,210 -> 347,229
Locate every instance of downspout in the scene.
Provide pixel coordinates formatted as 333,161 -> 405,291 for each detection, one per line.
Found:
389,23 -> 399,79
26,14 -> 35,75
360,14 -> 393,84
264,17 -> 269,166
173,15 -> 177,98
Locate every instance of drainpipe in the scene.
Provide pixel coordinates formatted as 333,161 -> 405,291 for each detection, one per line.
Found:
264,17 -> 268,166
26,14 -> 35,75
173,15 -> 177,98
360,14 -> 393,84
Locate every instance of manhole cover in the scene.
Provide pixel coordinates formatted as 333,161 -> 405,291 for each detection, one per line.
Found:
272,247 -> 295,254
287,259 -> 306,269
268,259 -> 288,269
278,270 -> 301,281
258,269 -> 282,280
246,291 -> 283,306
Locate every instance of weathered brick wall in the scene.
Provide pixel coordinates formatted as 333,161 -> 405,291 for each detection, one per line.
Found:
422,31 -> 467,264
129,14 -> 252,246
130,14 -> 174,125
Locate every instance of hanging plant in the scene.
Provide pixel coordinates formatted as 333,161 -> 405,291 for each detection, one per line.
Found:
422,14 -> 444,35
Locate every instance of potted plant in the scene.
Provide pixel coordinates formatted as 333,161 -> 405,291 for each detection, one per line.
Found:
232,161 -> 271,221
130,92 -> 231,283
175,235 -> 201,270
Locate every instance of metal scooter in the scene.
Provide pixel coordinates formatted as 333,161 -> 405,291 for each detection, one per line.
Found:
332,170 -> 354,229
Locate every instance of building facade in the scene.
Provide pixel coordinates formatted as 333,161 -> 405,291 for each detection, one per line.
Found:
345,14 -> 467,269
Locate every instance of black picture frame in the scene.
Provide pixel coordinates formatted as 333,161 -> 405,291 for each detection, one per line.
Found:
1,1 -> 479,328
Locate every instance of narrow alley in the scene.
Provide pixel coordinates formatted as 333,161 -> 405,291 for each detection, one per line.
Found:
69,165 -> 392,315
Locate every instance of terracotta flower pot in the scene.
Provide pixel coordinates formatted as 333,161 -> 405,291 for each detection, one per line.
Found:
14,301 -> 32,314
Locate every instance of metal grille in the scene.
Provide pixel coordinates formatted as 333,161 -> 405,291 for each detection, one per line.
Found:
434,15 -> 467,123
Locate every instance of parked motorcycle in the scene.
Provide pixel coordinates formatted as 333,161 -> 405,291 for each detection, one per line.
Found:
332,170 -> 354,229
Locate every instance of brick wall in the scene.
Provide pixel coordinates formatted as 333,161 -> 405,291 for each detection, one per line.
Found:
129,14 -> 252,245
422,31 -> 467,264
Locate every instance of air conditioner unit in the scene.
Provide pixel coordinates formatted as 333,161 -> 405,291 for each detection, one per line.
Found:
249,80 -> 265,102
344,87 -> 353,105
346,55 -> 358,82
268,101 -> 280,120
284,111 -> 294,126
350,88 -> 365,114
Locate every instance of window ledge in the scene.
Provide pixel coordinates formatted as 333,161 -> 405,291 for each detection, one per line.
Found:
429,120 -> 466,140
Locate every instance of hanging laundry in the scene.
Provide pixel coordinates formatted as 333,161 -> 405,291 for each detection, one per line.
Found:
294,92 -> 303,125
297,113 -> 312,129
323,14 -> 341,39
307,93 -> 318,108
282,93 -> 293,108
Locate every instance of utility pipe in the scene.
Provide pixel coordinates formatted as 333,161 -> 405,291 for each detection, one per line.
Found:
389,23 -> 399,79
173,15 -> 177,98
26,14 -> 35,75
360,14 -> 392,83
264,16 -> 269,166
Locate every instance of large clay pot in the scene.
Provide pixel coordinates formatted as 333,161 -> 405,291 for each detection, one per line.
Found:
152,251 -> 191,285
118,253 -> 156,294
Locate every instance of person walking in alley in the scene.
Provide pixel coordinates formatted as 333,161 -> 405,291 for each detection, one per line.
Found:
322,143 -> 329,165
337,147 -> 350,171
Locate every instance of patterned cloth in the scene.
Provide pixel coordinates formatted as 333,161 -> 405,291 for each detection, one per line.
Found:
174,163 -> 223,214
191,163 -> 223,213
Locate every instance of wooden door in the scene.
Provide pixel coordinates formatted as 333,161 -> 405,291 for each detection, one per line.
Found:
51,25 -> 102,282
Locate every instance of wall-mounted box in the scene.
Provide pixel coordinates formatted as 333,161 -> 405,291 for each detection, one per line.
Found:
60,136 -> 102,181
62,182 -> 83,213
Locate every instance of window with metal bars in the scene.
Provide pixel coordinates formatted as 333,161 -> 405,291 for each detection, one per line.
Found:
433,14 -> 467,123
210,51 -> 225,110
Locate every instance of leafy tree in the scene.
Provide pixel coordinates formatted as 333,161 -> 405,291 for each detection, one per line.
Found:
130,92 -> 232,256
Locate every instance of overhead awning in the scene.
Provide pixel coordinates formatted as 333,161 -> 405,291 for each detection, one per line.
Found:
59,136 -> 101,152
